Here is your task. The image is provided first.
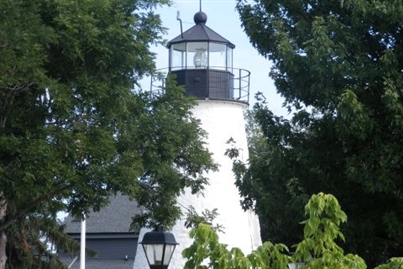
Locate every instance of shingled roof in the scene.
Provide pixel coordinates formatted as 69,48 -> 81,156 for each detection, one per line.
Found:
63,193 -> 142,233
60,194 -> 142,269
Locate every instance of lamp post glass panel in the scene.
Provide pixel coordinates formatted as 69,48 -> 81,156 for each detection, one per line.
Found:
140,228 -> 178,269
288,262 -> 305,269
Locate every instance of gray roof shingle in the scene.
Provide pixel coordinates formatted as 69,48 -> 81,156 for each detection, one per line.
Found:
63,193 -> 143,233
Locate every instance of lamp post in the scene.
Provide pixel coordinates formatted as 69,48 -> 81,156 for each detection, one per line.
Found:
140,226 -> 178,269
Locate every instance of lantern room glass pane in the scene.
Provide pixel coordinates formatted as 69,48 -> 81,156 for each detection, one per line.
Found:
209,43 -> 226,71
226,47 -> 233,72
187,42 -> 208,69
171,43 -> 186,71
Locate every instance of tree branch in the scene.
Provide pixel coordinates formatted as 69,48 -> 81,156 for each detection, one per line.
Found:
0,185 -> 70,232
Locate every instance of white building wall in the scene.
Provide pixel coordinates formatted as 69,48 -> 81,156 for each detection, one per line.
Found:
133,100 -> 261,269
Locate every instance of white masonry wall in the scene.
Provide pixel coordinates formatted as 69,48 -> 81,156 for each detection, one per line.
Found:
133,100 -> 262,269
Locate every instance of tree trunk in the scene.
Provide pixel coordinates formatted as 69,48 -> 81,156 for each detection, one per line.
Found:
0,198 -> 7,269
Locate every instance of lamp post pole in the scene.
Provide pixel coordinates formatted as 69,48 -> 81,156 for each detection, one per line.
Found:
80,218 -> 86,269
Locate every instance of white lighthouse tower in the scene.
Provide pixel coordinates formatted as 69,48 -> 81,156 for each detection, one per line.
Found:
133,11 -> 261,269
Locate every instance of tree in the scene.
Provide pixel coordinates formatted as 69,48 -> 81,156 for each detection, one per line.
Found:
0,0 -> 216,268
234,0 -> 403,267
183,193 -> 403,269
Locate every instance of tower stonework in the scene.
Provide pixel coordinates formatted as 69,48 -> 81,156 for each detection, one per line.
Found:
133,11 -> 261,269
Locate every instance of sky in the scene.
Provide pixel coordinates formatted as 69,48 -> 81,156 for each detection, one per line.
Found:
144,0 -> 288,117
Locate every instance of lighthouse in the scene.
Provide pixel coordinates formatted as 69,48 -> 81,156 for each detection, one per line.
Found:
133,10 -> 262,269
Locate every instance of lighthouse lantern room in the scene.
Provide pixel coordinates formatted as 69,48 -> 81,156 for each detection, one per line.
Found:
166,11 -> 249,102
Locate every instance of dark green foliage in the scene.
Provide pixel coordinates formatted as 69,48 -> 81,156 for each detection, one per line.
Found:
235,0 -> 403,267
5,212 -> 95,269
0,0 -> 215,268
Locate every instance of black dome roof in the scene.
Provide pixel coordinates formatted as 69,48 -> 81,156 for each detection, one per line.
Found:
167,12 -> 235,48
